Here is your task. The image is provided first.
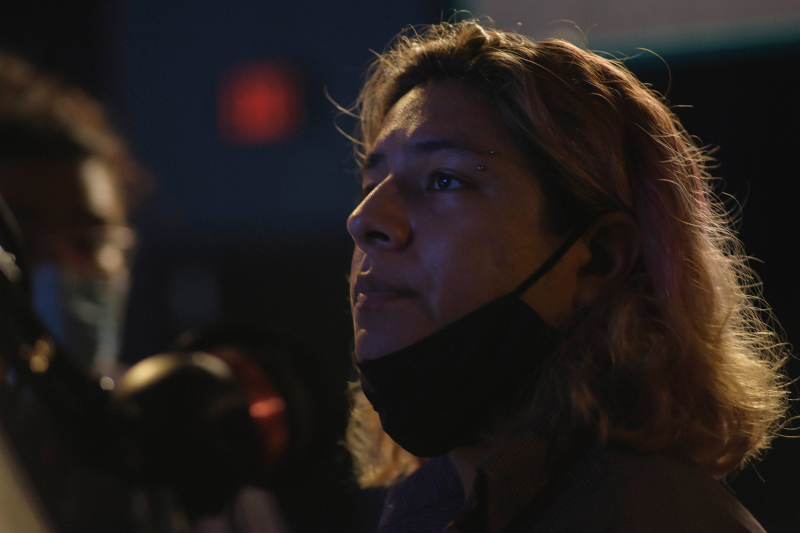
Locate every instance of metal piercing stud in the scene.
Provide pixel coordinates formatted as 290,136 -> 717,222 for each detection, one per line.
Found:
488,150 -> 496,155
478,165 -> 486,171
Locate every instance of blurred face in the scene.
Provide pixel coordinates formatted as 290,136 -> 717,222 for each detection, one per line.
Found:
0,156 -> 134,371
0,157 -> 130,275
348,80 -> 564,361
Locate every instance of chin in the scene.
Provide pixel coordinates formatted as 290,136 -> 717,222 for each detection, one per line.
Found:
353,328 -> 422,362
354,309 -> 437,361
353,338 -> 394,362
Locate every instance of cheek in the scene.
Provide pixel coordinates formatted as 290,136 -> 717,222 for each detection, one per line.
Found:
423,223 -> 523,322
432,203 -> 551,318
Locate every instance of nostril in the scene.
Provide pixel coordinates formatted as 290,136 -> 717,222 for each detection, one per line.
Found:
366,230 -> 391,242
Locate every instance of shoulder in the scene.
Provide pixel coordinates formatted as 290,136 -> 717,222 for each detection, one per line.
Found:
521,448 -> 765,533
600,450 -> 764,532
378,456 -> 465,533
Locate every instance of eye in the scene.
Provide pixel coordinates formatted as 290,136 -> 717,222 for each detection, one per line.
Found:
429,171 -> 466,191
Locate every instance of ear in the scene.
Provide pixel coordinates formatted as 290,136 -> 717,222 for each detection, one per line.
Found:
573,211 -> 639,310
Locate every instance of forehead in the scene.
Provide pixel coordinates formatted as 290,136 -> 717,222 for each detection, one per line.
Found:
372,80 -> 515,154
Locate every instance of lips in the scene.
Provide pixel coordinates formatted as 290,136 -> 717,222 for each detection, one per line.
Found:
352,275 -> 417,310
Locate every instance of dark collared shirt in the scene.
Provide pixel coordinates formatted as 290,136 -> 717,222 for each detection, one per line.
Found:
380,416 -> 766,533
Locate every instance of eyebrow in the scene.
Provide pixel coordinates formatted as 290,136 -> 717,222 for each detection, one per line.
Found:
361,138 -> 481,178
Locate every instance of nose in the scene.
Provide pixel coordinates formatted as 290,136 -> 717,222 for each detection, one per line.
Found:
347,180 -> 411,251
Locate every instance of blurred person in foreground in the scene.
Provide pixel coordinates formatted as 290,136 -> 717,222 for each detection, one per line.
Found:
345,20 -> 788,533
0,52 -> 140,378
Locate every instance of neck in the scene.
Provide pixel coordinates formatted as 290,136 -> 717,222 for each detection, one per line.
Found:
448,438 -> 507,498
447,406 -> 547,496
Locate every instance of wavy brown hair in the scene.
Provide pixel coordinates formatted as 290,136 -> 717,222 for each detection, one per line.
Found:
344,20 -> 788,486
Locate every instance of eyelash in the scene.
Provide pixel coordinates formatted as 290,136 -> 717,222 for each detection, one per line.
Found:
428,171 -> 466,191
358,170 -> 467,203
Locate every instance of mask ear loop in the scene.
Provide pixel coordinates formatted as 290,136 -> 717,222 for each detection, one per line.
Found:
511,219 -> 594,299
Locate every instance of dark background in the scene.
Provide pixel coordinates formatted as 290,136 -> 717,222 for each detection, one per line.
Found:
1,1 -> 798,532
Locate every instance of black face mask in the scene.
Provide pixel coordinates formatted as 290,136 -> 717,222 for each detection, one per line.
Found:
356,224 -> 588,458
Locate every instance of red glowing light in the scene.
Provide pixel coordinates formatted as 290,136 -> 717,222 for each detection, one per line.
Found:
208,346 -> 290,471
218,61 -> 305,144
249,397 -> 286,419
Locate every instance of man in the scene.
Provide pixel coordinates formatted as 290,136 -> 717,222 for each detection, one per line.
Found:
345,21 -> 787,532
0,52 -> 140,376
0,51 -> 147,531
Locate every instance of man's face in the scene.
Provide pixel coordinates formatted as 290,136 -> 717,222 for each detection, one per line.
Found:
349,80 -> 564,362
